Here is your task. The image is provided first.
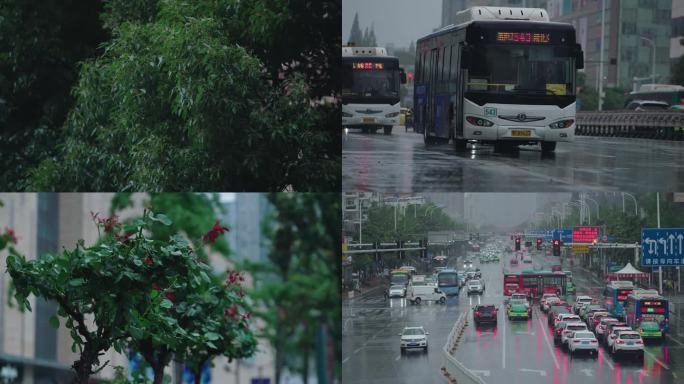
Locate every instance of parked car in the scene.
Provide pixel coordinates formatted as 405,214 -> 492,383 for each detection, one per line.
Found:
625,100 -> 669,111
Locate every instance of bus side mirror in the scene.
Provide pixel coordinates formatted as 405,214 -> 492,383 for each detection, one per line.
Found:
400,68 -> 407,84
460,46 -> 471,69
575,44 -> 584,69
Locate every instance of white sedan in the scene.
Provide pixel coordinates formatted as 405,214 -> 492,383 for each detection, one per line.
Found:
568,331 -> 599,357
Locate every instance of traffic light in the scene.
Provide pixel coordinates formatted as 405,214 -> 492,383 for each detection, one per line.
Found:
536,238 -> 542,250
515,237 -> 521,251
552,239 -> 561,256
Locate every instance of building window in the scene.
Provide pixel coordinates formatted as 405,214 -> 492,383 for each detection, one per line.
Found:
622,22 -> 637,34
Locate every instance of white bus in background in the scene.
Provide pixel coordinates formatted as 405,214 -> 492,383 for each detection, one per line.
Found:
342,46 -> 407,134
414,7 -> 584,152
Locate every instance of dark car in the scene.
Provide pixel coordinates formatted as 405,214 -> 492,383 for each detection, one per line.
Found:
474,304 -> 498,325
548,306 -> 571,327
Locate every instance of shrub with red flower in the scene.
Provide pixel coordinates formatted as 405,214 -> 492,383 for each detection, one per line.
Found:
202,220 -> 229,243
90,212 -> 119,233
4,228 -> 18,244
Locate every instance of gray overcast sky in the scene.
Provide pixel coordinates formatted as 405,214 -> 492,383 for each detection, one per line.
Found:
465,194 -> 537,228
342,0 -> 442,48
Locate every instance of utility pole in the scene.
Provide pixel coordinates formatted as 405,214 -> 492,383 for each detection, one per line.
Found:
657,192 -> 662,295
598,0 -> 606,111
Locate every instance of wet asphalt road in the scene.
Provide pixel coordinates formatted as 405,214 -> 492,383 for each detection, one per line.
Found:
342,250 -> 684,384
342,127 -> 684,192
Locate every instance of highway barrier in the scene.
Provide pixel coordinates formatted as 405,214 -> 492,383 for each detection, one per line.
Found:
441,312 -> 486,384
575,110 -> 684,140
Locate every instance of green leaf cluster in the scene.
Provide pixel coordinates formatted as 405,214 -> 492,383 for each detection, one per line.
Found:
243,193 -> 340,382
25,0 -> 339,191
5,210 -> 256,382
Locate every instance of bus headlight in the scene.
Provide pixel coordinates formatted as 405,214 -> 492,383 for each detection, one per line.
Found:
466,116 -> 494,127
342,112 -> 353,117
549,119 -> 574,129
385,112 -> 400,118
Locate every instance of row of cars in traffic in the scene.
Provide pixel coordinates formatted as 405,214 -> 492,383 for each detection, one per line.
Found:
546,294 -> 647,359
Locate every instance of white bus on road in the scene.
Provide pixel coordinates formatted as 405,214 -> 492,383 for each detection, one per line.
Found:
342,46 -> 407,134
414,7 -> 584,152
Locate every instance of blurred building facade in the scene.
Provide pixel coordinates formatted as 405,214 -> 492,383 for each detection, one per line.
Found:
0,193 -> 274,384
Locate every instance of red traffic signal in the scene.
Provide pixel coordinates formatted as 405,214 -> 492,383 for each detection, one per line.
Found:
536,238 -> 542,245
552,239 -> 560,246
515,238 -> 521,244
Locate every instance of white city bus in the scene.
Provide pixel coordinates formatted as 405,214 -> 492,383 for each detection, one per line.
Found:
414,7 -> 584,152
342,46 -> 406,134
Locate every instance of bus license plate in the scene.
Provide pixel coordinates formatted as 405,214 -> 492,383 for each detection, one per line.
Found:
511,130 -> 531,137
363,117 -> 376,124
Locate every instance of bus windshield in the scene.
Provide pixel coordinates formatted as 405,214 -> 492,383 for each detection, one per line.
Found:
467,45 -> 575,96
342,61 -> 401,102
391,273 -> 410,285
438,272 -> 459,286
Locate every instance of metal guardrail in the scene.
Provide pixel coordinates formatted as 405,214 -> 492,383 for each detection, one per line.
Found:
575,110 -> 684,140
441,312 -> 487,384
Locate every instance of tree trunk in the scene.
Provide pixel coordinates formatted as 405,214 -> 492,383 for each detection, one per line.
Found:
153,363 -> 165,384
72,342 -> 97,384
194,368 -> 202,384
302,346 -> 309,384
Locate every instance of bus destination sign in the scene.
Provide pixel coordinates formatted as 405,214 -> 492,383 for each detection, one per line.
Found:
572,226 -> 599,243
352,62 -> 384,70
496,32 -> 550,44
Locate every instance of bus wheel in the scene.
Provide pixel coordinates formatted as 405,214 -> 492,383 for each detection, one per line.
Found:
541,141 -> 557,152
383,125 -> 393,135
453,138 -> 467,151
414,297 -> 422,305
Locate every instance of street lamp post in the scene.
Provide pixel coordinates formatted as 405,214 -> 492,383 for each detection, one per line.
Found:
640,36 -> 656,85
584,197 -> 600,220
598,0 -> 606,111
622,192 -> 638,216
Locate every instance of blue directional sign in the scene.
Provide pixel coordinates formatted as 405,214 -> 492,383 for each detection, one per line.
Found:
641,228 -> 684,267
552,229 -> 573,244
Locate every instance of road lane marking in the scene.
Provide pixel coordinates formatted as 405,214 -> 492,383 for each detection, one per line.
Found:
354,347 -> 362,354
536,309 -> 560,370
502,308 -> 506,369
599,349 -> 615,370
580,368 -> 593,376
395,355 -> 400,361
520,368 -> 547,376
667,334 -> 684,346
342,357 -> 350,364
471,370 -> 491,377
643,349 -> 669,370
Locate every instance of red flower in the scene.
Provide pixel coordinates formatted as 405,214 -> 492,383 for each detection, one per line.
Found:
227,270 -> 242,285
165,291 -> 177,301
144,256 -> 154,266
4,228 -> 17,244
91,212 -> 119,233
116,232 -> 133,243
242,311 -> 252,320
152,283 -> 161,291
202,220 -> 230,243
225,304 -> 239,319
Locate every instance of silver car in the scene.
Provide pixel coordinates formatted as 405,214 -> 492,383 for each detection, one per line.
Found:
567,331 -> 598,357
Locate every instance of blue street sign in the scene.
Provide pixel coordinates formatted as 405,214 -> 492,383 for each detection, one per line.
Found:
552,229 -> 573,244
641,228 -> 684,267
251,379 -> 271,384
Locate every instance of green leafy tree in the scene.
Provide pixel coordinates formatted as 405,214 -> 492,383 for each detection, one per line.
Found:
348,12 -> 362,45
243,193 -> 340,384
6,210 -> 256,384
26,0 -> 339,191
0,0 -> 110,190
362,203 -> 459,242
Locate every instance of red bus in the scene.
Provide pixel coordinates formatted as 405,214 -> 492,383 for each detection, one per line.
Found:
502,270 -> 567,298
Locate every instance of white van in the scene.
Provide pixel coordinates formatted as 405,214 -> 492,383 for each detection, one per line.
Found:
408,285 -> 446,305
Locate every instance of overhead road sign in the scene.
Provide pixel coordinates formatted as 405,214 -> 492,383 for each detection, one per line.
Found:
641,228 -> 684,267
